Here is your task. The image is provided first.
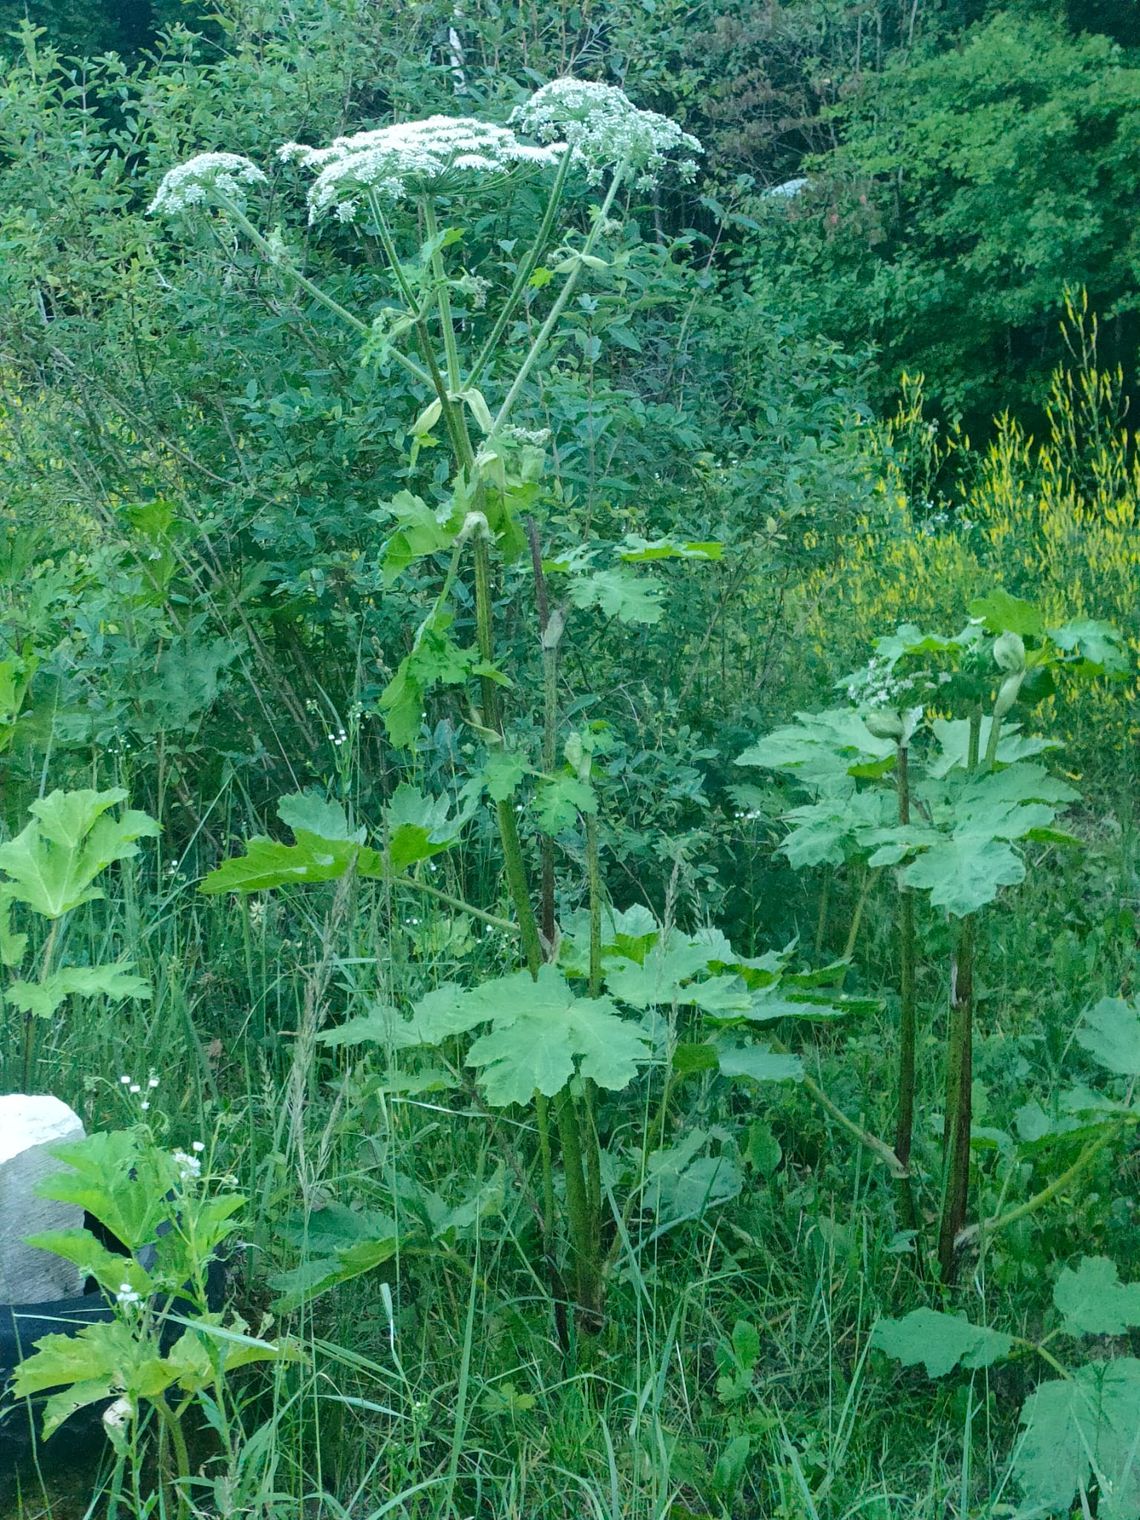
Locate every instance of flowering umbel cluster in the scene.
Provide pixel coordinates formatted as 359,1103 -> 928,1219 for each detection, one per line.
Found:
509,78 -> 702,187
278,117 -> 565,222
148,80 -> 702,225
147,151 -> 268,216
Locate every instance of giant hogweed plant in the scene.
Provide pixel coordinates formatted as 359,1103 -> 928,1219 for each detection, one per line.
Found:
148,84 -> 865,1321
737,590 -> 1128,1281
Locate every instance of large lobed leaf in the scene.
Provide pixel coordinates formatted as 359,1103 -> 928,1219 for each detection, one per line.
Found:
1015,1358 -> 1140,1519
872,1308 -> 1013,1378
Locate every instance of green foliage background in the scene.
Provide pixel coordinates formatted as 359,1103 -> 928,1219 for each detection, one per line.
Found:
0,0 -> 1137,1516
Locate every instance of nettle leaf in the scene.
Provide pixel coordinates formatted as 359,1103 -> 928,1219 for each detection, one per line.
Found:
968,589 -> 1045,637
1049,618 -> 1130,676
1015,1358 -> 1140,1519
737,710 -> 895,789
1076,996 -> 1140,1078
1054,1257 -> 1140,1337
6,963 -> 151,1019
0,788 -> 159,919
872,1309 -> 1013,1377
384,784 -> 469,872
567,568 -> 664,625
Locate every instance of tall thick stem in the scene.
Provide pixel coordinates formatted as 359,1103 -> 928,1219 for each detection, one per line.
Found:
938,704 -> 983,1282
894,744 -> 917,1169
556,1088 -> 602,1320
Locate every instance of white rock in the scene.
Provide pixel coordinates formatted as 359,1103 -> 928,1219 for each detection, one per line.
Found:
0,1094 -> 86,1303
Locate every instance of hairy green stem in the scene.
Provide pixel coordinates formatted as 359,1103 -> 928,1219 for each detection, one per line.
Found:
421,198 -> 462,392
938,705 -> 983,1282
958,1120 -> 1129,1249
556,1087 -> 602,1319
894,745 -> 918,1153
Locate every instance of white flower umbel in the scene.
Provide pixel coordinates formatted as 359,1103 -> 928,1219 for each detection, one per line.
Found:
510,79 -> 702,186
279,117 -> 565,223
148,152 -> 268,217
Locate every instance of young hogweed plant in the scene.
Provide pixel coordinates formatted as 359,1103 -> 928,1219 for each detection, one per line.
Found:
738,589 -> 1128,1280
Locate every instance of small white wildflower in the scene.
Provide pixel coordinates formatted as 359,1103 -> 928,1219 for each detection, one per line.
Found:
140,1101 -> 150,1111
148,152 -> 268,217
119,1074 -> 131,1085
173,1149 -> 202,1181
129,1083 -> 141,1094
281,117 -> 564,223
116,1282 -> 142,1307
147,1075 -> 160,1089
510,79 -> 702,186
191,1140 -> 206,1153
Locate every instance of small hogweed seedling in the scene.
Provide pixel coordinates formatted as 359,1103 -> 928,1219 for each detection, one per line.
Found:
0,788 -> 158,1087
11,1123 -> 297,1520
737,590 -> 1128,1279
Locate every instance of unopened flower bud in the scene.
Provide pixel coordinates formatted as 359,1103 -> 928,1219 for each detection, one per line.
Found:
993,672 -> 1024,719
993,631 -> 1026,674
864,708 -> 904,740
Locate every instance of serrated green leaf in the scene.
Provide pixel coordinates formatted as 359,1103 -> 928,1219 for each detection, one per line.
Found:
1076,997 -> 1140,1077
567,567 -> 663,625
0,789 -> 159,919
315,1004 -> 423,1050
715,1042 -> 803,1083
479,748 -> 528,803
900,834 -> 1024,916
872,1309 -> 1013,1377
1015,1358 -> 1140,1518
1048,618 -> 1130,676
928,719 -> 1056,777
617,535 -> 723,562
534,774 -> 596,834
1054,1257 -> 1140,1337
405,964 -> 649,1105
375,491 -> 460,583
6,963 -> 151,1019
968,589 -> 1045,637
737,709 -> 895,789
384,783 -> 468,872
201,832 -> 382,894
277,792 -> 359,843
